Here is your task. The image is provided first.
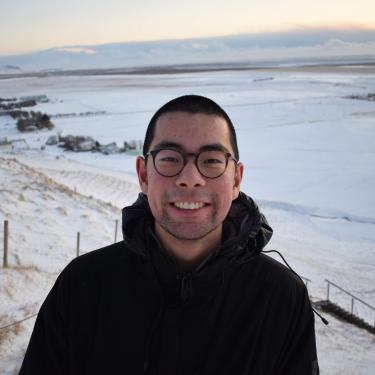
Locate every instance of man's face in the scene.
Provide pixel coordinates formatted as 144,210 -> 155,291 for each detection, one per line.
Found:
137,111 -> 243,242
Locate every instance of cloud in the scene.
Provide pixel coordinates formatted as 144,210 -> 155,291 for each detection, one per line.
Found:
191,43 -> 208,49
323,38 -> 350,48
55,47 -> 97,55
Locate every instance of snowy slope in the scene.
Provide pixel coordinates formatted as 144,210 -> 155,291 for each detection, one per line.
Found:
0,154 -> 374,374
0,156 -> 126,373
0,69 -> 374,374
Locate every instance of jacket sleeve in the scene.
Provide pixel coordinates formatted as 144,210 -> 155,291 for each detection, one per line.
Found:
278,283 -> 320,375
19,271 -> 69,375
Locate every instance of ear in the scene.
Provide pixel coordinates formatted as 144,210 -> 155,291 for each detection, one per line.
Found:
136,156 -> 148,194
232,162 -> 244,200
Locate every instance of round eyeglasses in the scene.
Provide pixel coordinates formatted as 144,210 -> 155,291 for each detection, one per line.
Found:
145,148 -> 238,179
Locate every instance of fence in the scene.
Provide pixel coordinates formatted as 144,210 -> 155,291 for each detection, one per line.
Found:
0,219 -> 120,331
2,220 -> 375,331
300,276 -> 311,290
325,279 -> 375,327
3,219 -> 8,268
2,219 -> 120,268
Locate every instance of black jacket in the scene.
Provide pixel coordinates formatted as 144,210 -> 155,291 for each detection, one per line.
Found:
20,192 -> 319,374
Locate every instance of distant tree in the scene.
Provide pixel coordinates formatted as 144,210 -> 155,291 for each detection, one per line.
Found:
16,111 -> 54,132
41,113 -> 50,122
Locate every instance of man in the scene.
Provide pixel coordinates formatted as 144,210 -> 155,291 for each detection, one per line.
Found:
20,95 -> 319,374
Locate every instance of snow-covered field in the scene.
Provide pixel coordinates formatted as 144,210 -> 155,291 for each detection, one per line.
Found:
0,69 -> 374,374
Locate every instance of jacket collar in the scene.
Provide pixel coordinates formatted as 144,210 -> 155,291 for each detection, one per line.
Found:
122,192 -> 273,303
122,191 -> 273,263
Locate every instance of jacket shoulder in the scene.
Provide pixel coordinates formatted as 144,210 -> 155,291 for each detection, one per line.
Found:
240,252 -> 307,297
62,241 -> 132,280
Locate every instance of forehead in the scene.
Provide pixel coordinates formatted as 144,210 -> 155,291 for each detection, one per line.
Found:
151,111 -> 232,151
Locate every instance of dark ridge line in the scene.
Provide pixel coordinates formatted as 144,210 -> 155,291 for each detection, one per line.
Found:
310,214 -> 375,225
314,300 -> 375,335
1,60 -> 375,80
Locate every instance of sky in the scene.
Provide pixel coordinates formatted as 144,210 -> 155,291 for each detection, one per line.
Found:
0,0 -> 374,56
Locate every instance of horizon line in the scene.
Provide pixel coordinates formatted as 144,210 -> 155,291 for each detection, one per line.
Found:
1,24 -> 375,58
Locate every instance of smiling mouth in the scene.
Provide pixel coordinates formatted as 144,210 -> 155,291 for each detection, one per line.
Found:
173,202 -> 207,210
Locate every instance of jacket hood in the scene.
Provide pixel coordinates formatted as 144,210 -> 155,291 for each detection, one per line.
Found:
122,191 -> 273,263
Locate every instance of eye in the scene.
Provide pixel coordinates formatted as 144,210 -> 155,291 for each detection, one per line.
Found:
155,149 -> 183,164
199,150 -> 226,168
159,156 -> 180,163
203,158 -> 224,164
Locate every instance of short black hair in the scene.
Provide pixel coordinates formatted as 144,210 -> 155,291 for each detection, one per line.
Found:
143,95 -> 239,160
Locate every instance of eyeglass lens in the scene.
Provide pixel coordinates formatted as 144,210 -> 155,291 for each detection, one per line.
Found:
154,149 -> 228,178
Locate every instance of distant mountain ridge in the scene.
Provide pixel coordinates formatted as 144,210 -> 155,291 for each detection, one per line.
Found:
1,28 -> 375,73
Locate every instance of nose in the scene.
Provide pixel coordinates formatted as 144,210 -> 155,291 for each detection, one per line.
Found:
175,158 -> 206,188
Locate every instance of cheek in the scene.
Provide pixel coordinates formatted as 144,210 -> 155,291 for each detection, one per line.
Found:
146,167 -> 163,192
145,174 -> 170,212
214,180 -> 237,211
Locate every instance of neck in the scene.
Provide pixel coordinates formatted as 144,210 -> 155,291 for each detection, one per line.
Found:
155,224 -> 222,272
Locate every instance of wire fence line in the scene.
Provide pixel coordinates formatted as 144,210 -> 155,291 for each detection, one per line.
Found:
1,220 -> 375,331
325,279 -> 375,328
0,219 -> 120,331
0,313 -> 38,331
2,219 -> 120,267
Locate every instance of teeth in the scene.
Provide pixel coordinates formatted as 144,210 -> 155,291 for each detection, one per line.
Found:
174,202 -> 205,210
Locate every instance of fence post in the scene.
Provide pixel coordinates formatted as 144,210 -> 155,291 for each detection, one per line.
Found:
3,220 -> 8,268
351,298 -> 354,314
326,281 -> 330,301
76,232 -> 80,257
114,220 -> 118,243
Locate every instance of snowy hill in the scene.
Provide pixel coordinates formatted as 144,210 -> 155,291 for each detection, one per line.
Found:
1,68 -> 375,374
0,156 -> 126,372
0,154 -> 374,374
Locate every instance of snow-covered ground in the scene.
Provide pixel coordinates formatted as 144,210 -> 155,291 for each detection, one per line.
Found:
0,69 -> 374,374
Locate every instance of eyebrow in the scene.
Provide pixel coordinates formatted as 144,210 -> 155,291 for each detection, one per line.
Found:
152,141 -> 230,154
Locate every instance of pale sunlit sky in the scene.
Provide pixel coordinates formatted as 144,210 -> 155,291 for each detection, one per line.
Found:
0,0 -> 374,56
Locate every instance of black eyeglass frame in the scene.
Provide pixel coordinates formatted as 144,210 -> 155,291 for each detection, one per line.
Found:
144,148 -> 238,179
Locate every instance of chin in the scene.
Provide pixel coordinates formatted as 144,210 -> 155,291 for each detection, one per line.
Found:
161,222 -> 221,241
